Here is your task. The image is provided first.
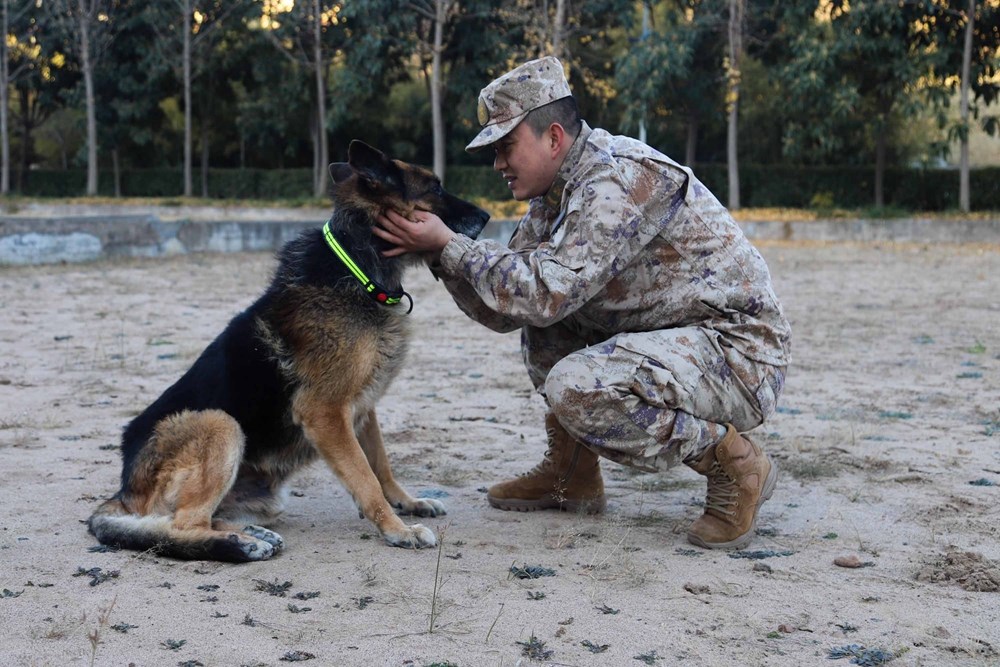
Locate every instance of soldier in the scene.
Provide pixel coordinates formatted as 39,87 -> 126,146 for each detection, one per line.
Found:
375,56 -> 791,549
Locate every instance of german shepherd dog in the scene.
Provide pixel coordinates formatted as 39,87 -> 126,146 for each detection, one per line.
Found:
87,141 -> 489,562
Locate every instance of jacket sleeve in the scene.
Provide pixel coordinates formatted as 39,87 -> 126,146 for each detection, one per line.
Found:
437,163 -> 687,328
429,258 -> 522,333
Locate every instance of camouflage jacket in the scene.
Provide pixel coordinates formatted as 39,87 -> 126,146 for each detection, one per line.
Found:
435,123 -> 791,367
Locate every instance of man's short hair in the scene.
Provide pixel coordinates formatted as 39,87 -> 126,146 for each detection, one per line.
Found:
523,96 -> 582,141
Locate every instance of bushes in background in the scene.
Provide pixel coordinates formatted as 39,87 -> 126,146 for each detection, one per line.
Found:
693,165 -> 1000,211
13,165 -> 1000,211
17,168 -> 313,200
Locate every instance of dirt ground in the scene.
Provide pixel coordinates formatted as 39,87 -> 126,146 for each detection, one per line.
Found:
1,239 -> 999,667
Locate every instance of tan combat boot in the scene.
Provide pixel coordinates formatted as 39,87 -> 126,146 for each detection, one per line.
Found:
686,425 -> 777,549
487,414 -> 606,514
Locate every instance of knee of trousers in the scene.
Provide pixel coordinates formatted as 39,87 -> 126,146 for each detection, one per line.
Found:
544,352 -> 609,439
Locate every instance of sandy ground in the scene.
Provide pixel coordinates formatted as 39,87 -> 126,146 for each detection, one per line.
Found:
1,239 -> 999,667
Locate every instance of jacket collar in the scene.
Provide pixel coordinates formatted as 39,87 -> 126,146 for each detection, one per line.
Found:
541,121 -> 593,214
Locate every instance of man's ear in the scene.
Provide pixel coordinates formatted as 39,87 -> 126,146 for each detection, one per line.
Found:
329,162 -> 353,184
548,123 -> 567,157
347,140 -> 400,192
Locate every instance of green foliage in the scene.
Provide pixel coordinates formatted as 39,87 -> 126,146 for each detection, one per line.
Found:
445,165 -> 511,201
766,1 -> 935,167
920,0 -> 1000,109
685,163 -> 1000,211
15,164 -> 1000,211
615,0 -> 725,150
255,169 -> 314,200
808,191 -> 835,210
7,0 -> 1000,195
19,168 -> 311,199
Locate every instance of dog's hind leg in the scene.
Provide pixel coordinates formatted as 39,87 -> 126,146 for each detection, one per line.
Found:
213,467 -> 287,552
357,408 -> 446,518
89,410 -> 280,562
294,394 -> 437,548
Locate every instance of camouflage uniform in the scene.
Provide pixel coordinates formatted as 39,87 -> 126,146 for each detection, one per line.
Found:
436,59 -> 791,472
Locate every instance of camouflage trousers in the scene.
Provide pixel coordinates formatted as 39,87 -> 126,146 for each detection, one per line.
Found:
523,323 -> 785,472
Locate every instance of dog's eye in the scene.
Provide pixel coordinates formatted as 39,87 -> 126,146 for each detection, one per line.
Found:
432,183 -> 445,197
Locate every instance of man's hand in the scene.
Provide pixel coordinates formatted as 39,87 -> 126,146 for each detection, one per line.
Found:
374,209 -> 456,257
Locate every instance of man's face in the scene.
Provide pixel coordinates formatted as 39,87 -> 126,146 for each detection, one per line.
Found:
491,121 -> 559,201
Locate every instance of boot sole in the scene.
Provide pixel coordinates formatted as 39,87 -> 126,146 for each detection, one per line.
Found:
487,492 -> 606,515
687,458 -> 779,550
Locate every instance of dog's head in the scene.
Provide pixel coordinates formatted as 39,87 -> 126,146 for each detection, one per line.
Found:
329,140 -> 490,240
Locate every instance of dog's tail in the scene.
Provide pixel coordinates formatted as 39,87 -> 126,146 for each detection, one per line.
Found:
87,498 -> 273,563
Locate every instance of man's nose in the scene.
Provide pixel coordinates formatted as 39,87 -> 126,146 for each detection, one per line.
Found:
493,151 -> 506,172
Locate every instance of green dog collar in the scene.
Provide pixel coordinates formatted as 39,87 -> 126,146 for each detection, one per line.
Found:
322,220 -> 413,313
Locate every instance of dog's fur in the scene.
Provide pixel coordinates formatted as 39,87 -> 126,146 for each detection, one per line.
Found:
87,141 -> 489,562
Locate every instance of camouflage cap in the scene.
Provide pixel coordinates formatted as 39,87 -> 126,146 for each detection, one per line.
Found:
465,56 -> 572,152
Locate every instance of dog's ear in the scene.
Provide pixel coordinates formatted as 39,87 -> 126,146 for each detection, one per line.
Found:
328,162 -> 353,184
348,140 -> 401,193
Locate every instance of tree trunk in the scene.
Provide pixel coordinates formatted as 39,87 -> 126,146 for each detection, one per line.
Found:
112,147 -> 120,197
637,3 -> 650,145
726,0 -> 743,210
313,0 -> 328,198
311,112 -> 319,192
57,129 -> 68,169
959,0 -> 975,213
17,91 -> 28,190
874,125 -> 886,208
183,0 -> 192,196
552,0 -> 566,59
686,112 -> 699,167
201,120 -> 209,198
78,0 -> 98,196
430,0 -> 448,182
1,0 -> 10,195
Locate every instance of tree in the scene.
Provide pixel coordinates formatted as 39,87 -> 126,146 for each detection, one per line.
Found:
44,0 -> 114,195
255,0 -> 349,197
841,2 -> 931,207
959,0 -> 976,211
145,0 -> 250,196
766,2 -> 933,207
8,6 -> 76,189
726,0 -> 743,209
616,2 -> 725,166
37,107 -> 83,169
1,0 -> 39,193
763,3 -> 861,165
405,0 -> 519,180
106,2 -> 171,192
228,40 -> 313,169
919,0 -> 1000,212
408,0 -> 459,181
547,1 -> 634,132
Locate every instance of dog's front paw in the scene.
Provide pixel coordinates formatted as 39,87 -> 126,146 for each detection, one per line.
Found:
243,525 -> 285,552
383,523 -> 437,549
396,498 -> 447,518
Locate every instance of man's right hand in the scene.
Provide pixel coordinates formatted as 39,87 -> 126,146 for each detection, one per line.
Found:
374,209 -> 455,257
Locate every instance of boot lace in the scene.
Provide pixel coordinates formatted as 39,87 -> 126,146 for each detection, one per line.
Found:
521,424 -> 561,477
522,446 -> 557,477
704,460 -> 739,518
